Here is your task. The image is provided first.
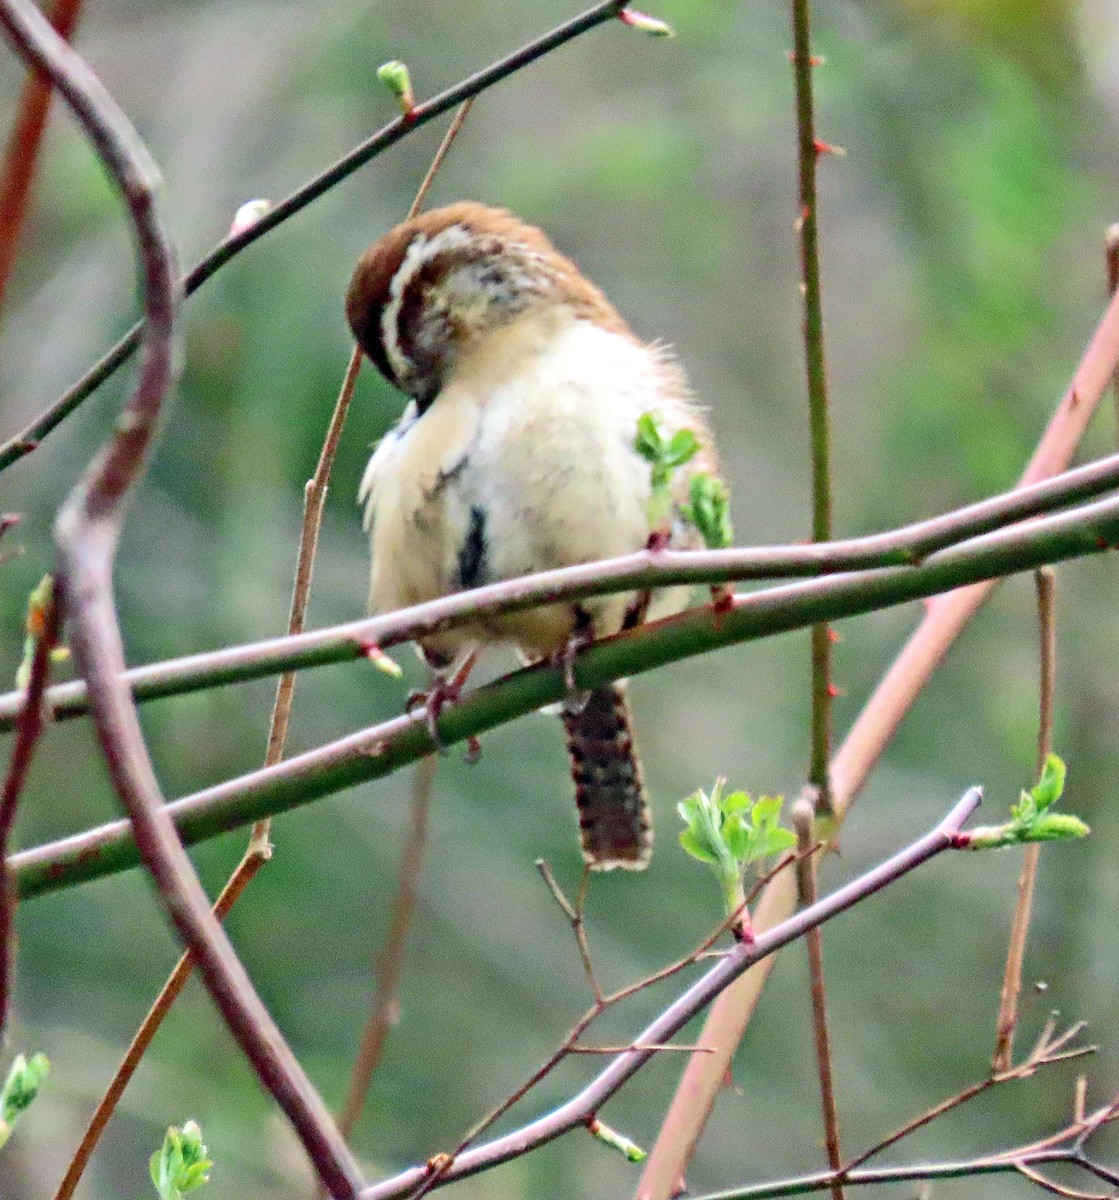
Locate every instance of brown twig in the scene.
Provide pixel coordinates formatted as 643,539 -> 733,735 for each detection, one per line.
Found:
0,0 -> 82,322
0,577 -> 60,1034
1106,224 -> 1119,447
54,324 -> 364,1200
637,251 -> 1119,1200
992,566 -> 1056,1072
841,1018 -> 1090,1175
793,798 -> 843,1200
333,96 -> 474,1148
336,754 -> 437,1140
52,848 -> 268,1200
537,860 -> 603,1003
0,1 -> 361,1192
0,2 -> 627,472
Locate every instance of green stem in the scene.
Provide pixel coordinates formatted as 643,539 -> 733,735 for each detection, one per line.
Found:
12,493 -> 1119,900
790,0 -> 835,813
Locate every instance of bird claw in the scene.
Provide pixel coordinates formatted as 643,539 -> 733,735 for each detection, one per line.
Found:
406,650 -> 480,756
552,622 -> 594,693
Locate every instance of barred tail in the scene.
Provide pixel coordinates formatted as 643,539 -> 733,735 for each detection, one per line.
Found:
561,682 -> 652,870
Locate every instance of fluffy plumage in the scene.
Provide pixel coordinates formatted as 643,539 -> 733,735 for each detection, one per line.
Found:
348,202 -> 719,868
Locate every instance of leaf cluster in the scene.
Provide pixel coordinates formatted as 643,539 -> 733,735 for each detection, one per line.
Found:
150,1120 -> 212,1200
678,780 -> 795,921
966,754 -> 1090,849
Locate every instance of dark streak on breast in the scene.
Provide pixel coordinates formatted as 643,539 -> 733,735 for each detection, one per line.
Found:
458,506 -> 488,590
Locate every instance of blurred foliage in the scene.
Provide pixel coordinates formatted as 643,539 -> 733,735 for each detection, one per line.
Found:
0,0 -> 1118,1197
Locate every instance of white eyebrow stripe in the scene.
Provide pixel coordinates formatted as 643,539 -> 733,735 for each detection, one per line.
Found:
380,224 -> 477,384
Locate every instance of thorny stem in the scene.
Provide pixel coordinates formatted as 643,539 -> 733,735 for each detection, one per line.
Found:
0,579 -> 60,1034
357,791 -> 980,1200
0,0 -> 361,1192
638,273 -> 1119,1200
12,489 -> 1119,902
790,0 -> 835,816
793,800 -> 843,1200
992,566 -> 1056,1072
9,444 -> 1119,735
0,1 -> 627,471
0,0 -> 83,321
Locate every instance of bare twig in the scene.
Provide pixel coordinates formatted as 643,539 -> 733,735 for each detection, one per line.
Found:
10,442 -> 1119,737
842,1019 -> 1092,1175
0,1 -> 362,1193
992,566 -> 1056,1071
793,799 -> 843,1200
0,577 -> 60,1033
334,94 -> 475,1146
537,860 -> 603,1003
1106,224 -> 1119,445
0,0 -> 83,321
52,847 -> 269,1200
336,754 -> 437,1139
0,1 -> 628,471
356,790 -> 979,1200
790,0 -> 835,817
54,323 -> 364,1200
405,98 -> 474,222
638,266 -> 1119,1200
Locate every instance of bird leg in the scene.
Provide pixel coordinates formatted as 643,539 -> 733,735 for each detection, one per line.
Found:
551,606 -> 596,696
622,528 -> 671,631
406,648 -> 480,754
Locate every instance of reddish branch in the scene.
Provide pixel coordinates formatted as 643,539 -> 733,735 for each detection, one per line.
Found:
0,0 -> 83,321
0,0 -> 362,1193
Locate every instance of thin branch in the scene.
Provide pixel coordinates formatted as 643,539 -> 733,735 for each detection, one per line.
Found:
0,577 -> 60,1034
54,329 -> 364,1199
536,860 -> 603,1004
51,845 -> 269,1200
842,1021 -> 1092,1175
355,790 -> 979,1200
1106,223 -> 1119,446
336,753 -> 437,1139
405,99 -> 474,222
13,488 -> 1119,901
10,442 -> 1119,735
0,0 -> 83,320
0,1 -> 627,471
793,799 -> 843,1200
992,566 -> 1056,1072
638,264 -> 1119,1200
790,0 -> 835,816
334,94 -> 475,1146
0,1 -> 362,1193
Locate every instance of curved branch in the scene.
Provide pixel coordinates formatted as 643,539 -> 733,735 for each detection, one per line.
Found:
0,1 -> 363,1193
0,0 -> 628,471
11,495 -> 1117,900
3,449 -> 1119,733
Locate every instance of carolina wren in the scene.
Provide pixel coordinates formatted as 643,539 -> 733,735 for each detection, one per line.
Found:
346,202 -> 719,870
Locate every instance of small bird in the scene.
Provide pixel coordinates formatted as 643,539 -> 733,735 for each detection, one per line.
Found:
346,202 -> 720,870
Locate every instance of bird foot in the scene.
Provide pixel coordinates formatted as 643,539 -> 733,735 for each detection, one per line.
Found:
406,651 -> 479,756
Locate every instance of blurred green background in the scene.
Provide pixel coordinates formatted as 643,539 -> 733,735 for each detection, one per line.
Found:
1,0 -> 1118,1196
